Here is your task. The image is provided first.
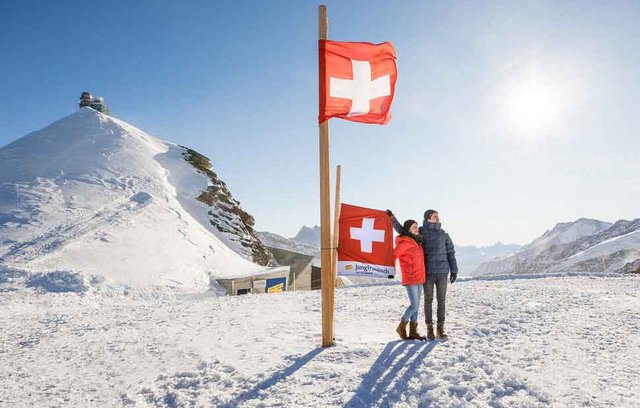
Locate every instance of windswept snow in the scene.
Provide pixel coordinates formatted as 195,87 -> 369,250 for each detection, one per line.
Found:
1,274 -> 638,407
0,108 -> 266,291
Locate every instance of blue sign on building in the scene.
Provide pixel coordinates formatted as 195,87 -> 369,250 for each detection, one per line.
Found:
265,277 -> 286,293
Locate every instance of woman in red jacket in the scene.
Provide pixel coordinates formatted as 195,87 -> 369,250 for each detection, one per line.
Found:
394,219 -> 427,340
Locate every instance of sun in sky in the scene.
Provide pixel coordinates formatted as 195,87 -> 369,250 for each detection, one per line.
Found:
496,58 -> 582,141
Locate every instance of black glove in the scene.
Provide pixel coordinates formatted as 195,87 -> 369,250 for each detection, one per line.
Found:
450,273 -> 457,284
385,209 -> 394,217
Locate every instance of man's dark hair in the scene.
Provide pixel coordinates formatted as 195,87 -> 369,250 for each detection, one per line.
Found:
424,209 -> 438,221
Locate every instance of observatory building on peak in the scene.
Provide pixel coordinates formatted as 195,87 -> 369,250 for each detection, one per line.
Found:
79,91 -> 110,115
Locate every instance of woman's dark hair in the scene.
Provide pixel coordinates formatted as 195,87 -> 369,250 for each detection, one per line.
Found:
401,219 -> 421,243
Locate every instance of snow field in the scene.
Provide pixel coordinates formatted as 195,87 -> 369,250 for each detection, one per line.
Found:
1,275 -> 638,407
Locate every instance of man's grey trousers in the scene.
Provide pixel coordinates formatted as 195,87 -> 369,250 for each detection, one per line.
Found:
424,274 -> 448,324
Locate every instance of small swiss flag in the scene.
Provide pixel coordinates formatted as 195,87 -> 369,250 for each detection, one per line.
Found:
319,40 -> 397,124
337,203 -> 395,278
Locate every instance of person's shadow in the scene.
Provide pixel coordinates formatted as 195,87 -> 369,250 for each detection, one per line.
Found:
345,340 -> 436,407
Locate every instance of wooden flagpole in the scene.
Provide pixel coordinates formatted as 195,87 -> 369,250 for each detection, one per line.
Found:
331,165 -> 341,287
318,4 -> 334,347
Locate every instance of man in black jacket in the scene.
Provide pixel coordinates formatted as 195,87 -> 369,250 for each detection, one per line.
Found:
389,209 -> 458,340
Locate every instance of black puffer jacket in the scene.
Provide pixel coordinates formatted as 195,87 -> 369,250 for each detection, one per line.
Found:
420,221 -> 458,276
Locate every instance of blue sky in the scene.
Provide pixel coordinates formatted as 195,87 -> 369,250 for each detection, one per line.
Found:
1,0 -> 638,246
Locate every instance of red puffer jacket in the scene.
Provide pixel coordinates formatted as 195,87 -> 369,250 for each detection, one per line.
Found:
394,235 -> 426,286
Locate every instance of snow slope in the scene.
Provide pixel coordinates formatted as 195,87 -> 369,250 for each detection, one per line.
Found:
1,274 -> 638,407
0,108 -> 267,291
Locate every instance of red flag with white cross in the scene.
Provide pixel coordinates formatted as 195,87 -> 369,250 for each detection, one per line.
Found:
319,40 -> 397,124
337,203 -> 395,278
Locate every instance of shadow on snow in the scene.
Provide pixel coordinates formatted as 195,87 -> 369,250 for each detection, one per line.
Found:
219,340 -> 435,407
219,347 -> 325,408
345,340 -> 436,407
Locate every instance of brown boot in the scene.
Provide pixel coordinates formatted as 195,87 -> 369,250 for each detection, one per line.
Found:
408,322 -> 426,340
437,324 -> 448,340
426,324 -> 435,341
396,320 -> 408,340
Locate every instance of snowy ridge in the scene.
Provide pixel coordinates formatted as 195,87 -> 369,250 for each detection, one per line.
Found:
0,108 -> 269,291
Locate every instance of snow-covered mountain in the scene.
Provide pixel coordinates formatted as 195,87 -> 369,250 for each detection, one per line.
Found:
551,219 -> 640,273
291,225 -> 321,247
0,108 -> 272,291
256,231 -> 319,257
524,218 -> 613,256
475,218 -> 640,275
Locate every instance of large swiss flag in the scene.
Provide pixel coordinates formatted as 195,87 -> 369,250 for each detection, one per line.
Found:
319,40 -> 397,124
337,203 -> 395,278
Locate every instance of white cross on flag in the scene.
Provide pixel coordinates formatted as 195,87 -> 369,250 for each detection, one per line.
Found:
319,40 -> 397,125
337,203 -> 395,278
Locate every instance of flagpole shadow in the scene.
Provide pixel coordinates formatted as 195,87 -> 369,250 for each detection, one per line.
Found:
345,340 -> 436,407
219,347 -> 325,408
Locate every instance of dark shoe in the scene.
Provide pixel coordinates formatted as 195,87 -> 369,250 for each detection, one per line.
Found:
408,322 -> 426,340
426,324 -> 435,341
437,324 -> 448,340
396,320 -> 408,340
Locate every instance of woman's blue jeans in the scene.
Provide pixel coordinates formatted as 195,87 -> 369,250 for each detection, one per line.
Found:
402,284 -> 422,323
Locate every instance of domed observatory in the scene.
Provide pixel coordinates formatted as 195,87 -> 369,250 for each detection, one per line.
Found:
78,91 -> 110,115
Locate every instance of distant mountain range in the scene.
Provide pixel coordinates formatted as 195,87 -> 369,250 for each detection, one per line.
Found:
456,243 -> 523,276
261,217 -> 640,276
475,218 -> 640,275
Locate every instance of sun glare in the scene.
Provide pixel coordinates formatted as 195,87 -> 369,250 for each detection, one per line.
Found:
506,83 -> 557,129
497,61 -> 581,141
